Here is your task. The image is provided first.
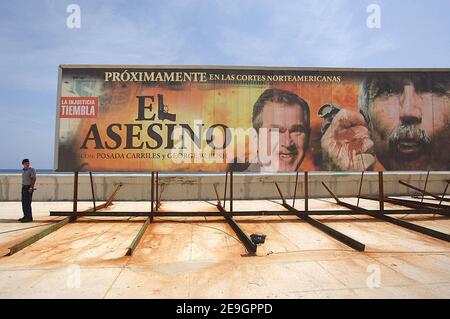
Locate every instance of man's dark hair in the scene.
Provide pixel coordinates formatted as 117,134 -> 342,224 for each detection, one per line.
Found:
359,72 -> 450,124
252,88 -> 311,133
22,159 -> 30,164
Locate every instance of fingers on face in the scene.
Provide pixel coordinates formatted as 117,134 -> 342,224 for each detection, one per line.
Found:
350,125 -> 370,138
332,109 -> 367,130
324,111 -> 370,145
325,134 -> 374,170
360,138 -> 374,154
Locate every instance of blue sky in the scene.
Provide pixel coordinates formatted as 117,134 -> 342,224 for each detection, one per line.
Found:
0,0 -> 449,169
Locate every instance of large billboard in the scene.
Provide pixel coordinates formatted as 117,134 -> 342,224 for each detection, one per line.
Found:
54,66 -> 450,172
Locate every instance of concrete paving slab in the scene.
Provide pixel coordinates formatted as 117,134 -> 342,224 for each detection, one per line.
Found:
0,199 -> 448,298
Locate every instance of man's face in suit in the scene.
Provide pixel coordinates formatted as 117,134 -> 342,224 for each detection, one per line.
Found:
260,101 -> 308,171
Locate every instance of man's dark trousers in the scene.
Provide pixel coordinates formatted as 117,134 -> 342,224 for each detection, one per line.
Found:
21,185 -> 33,219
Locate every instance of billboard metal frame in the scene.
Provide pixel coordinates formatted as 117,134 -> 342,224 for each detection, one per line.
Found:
38,171 -> 450,257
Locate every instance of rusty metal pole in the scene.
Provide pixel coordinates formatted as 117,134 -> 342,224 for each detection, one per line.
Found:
275,182 -> 286,204
224,171 -> 228,210
399,180 -> 447,202
321,182 -> 340,203
155,172 -> 159,211
305,172 -> 309,212
230,171 -> 233,215
421,170 -> 430,203
293,172 -> 299,207
439,181 -> 449,206
71,171 -> 79,222
378,171 -> 384,213
89,172 -> 96,212
213,184 -> 221,206
150,172 -> 154,222
356,171 -> 364,207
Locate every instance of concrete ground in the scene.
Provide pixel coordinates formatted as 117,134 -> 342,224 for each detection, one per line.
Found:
0,197 -> 449,298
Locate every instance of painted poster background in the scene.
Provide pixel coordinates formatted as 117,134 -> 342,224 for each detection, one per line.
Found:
55,66 -> 450,172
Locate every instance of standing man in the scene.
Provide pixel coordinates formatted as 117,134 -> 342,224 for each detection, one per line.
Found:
20,159 -> 36,222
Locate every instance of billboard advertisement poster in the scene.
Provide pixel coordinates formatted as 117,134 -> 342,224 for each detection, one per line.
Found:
55,66 -> 450,172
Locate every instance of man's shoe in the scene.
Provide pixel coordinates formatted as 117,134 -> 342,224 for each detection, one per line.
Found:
17,217 -> 24,222
20,218 -> 33,223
